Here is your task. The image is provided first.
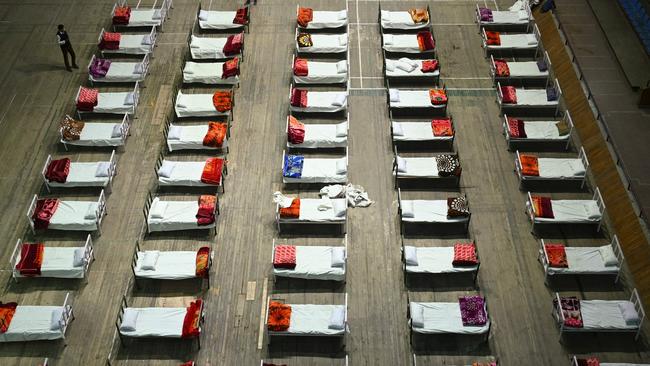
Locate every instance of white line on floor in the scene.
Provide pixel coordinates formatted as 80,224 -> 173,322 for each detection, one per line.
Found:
0,93 -> 17,126
354,0 -> 363,87
257,283 -> 269,350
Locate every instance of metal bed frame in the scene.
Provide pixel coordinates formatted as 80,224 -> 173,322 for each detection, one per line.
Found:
88,54 -> 150,86
496,78 -> 562,117
387,82 -> 448,117
163,116 -> 231,153
154,151 -> 227,193
378,4 -> 432,32
60,113 -> 132,151
393,146 -> 461,189
186,30 -> 245,62
389,115 -> 455,151
98,26 -> 157,57
75,81 -> 141,119
281,148 -> 348,185
380,24 -> 437,59
111,0 -> 173,31
197,2 -> 250,33
142,192 -> 219,235
41,150 -> 117,193
474,2 -> 532,32
271,234 -> 348,282
489,51 -> 551,86
275,197 -> 348,235
514,146 -> 589,189
526,187 -> 606,232
502,111 -> 573,151
481,24 -> 542,58
26,190 -> 107,236
397,188 -> 471,234
285,112 -> 349,151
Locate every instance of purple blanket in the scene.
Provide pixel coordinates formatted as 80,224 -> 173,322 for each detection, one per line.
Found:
89,59 -> 112,78
459,296 -> 487,326
479,8 -> 493,22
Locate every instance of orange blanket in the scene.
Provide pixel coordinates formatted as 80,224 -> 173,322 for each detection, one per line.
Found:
195,247 -> 210,278
485,31 -> 500,45
181,299 -> 202,338
408,8 -> 429,23
202,122 -> 227,148
0,302 -> 18,333
279,198 -> 300,218
267,301 -> 291,331
520,154 -> 539,176
429,89 -> 447,105
16,243 -> 44,276
297,7 -> 313,27
212,91 -> 232,113
545,244 -> 568,268
416,31 -> 435,51
532,196 -> 554,218
200,158 -> 225,185
431,118 -> 453,136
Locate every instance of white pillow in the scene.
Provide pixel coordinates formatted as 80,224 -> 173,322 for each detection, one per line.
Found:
124,92 -> 135,105
120,308 -> 139,331
518,10 -> 528,20
152,9 -> 162,19
336,158 -> 347,175
385,60 -> 396,72
50,308 -> 64,331
389,89 -> 400,103
149,198 -> 166,219
134,63 -> 145,74
384,34 -> 393,45
73,248 -> 85,267
380,10 -> 390,21
399,57 -> 419,68
392,122 -> 404,136
176,101 -> 187,108
190,36 -> 200,48
410,303 -> 424,328
157,160 -> 175,178
84,205 -> 97,220
331,247 -> 346,267
141,250 -> 160,270
396,156 -> 407,173
184,66 -> 194,74
332,93 -> 347,107
333,199 -> 347,217
95,162 -> 111,177
336,60 -> 348,74
404,246 -> 418,266
526,34 -> 537,45
168,125 -> 182,140
619,302 -> 640,325
395,61 -> 416,73
198,10 -> 209,21
599,245 -> 618,267
142,34 -> 154,45
111,124 -> 123,138
338,35 -> 348,46
335,122 -> 348,137
401,201 -> 414,218
338,10 -> 347,20
328,307 -> 346,330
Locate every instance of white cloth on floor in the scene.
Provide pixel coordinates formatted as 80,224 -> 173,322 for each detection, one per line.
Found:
273,192 -> 295,208
319,184 -> 373,208
509,0 -> 526,11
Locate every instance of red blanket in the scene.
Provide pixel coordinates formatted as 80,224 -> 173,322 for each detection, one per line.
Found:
196,195 -> 216,226
99,32 -> 121,50
203,122 -> 227,148
429,89 -> 447,105
222,57 -> 240,79
485,31 -> 500,45
545,244 -> 568,268
181,299 -> 203,338
195,247 -> 210,278
267,301 -> 291,331
212,91 -> 232,112
500,86 -> 517,104
33,199 -> 60,230
288,116 -> 305,144
520,154 -> 539,176
113,6 -> 131,25
223,33 -> 243,56
273,245 -> 296,269
290,89 -> 308,108
0,302 -> 18,333
416,31 -> 435,51
200,158 -> 225,185
431,118 -> 453,136
494,59 -> 509,77
297,7 -> 313,27
576,358 -> 600,366
532,196 -> 554,218
233,7 -> 248,25
293,57 -> 308,76
507,117 -> 526,138
45,158 -> 71,183
421,60 -> 438,73
556,297 -> 583,328
15,243 -> 44,276
452,243 -> 478,266
77,87 -> 99,111
279,198 -> 300,218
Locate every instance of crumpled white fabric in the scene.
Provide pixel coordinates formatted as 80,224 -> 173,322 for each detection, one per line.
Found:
273,191 -> 294,208
509,0 -> 526,11
319,184 -> 373,208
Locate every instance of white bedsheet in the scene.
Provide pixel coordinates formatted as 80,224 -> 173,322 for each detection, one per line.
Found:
504,61 -> 548,78
510,88 -> 557,107
512,121 -> 568,140
544,247 -> 619,275
298,34 -> 347,54
15,247 -> 84,279
273,304 -> 345,336
383,34 -> 428,53
48,201 -> 99,231
159,161 -> 218,187
190,36 -> 230,60
47,162 -> 110,188
175,92 -> 228,117
380,10 -> 429,30
288,123 -> 347,149
0,306 -> 64,342
128,9 -> 162,27
533,158 -> 585,179
168,125 -> 226,152
411,302 -> 490,334
273,246 -> 345,281
66,123 -> 124,147
91,62 -> 142,83
94,92 -> 134,114
533,199 -> 601,223
183,62 -> 238,85
135,251 -> 197,280
291,91 -> 347,113
581,300 -> 638,330
397,157 -> 439,178
402,200 -> 469,223
392,122 -> 453,142
304,10 -> 348,29
284,158 -> 346,183
104,34 -> 153,54
294,61 -> 347,84
198,11 -> 244,30
148,200 -> 214,232
404,246 -> 478,274
120,307 -> 185,338
386,59 -> 440,78
280,198 -> 346,222
488,34 -> 538,49
484,10 -> 529,25
390,89 -> 445,109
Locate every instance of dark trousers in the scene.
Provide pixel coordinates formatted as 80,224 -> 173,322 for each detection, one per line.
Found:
60,43 -> 76,69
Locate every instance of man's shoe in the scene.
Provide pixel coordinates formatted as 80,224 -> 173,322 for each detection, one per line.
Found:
72,64 -> 79,69
66,67 -> 73,72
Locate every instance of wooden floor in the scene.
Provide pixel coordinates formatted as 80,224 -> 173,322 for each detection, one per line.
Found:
0,0 -> 649,365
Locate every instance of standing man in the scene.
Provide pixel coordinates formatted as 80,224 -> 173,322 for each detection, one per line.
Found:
56,24 -> 78,72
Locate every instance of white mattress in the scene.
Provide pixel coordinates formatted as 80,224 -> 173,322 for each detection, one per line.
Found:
120,307 -> 185,338
0,306 -> 64,342
91,62 -> 143,83
15,247 -> 84,279
294,61 -> 347,84
190,36 -> 230,60
503,61 -> 547,78
390,89 -> 445,109
134,251 -> 197,280
383,34 -> 426,53
488,34 -> 538,49
199,11 -> 244,30
271,304 -> 345,336
397,157 -> 439,178
508,88 -> 557,107
148,200 -> 214,232
380,10 -> 429,30
284,158 -> 346,183
402,200 -> 469,223
580,300 -> 638,330
290,91 -> 347,113
512,121 -> 568,140
280,198 -> 346,222
168,125 -> 226,152
528,158 -> 585,179
288,123 -> 347,149
104,34 -> 153,54
183,62 -> 238,85
532,199 -> 601,223
175,93 -> 229,118
47,162 -> 110,188
544,247 -> 619,275
158,161 -> 218,187
386,59 -> 440,78
65,123 -> 124,147
128,9 -> 162,27
392,122 -> 453,142
303,10 -> 348,29
404,246 -> 478,274
273,246 -> 345,281
410,302 -> 490,334
482,10 -> 529,25
48,201 -> 99,231
298,34 -> 347,54
94,92 -> 134,114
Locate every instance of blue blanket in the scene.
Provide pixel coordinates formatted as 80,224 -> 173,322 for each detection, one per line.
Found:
283,155 -> 304,178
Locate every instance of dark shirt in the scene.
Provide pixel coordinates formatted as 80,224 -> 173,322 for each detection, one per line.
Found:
57,30 -> 70,46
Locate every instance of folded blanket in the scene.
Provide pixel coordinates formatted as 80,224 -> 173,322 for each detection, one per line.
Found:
279,198 -> 300,218
556,120 -> 570,135
532,196 -> 554,218
297,7 -> 313,27
222,57 -> 240,79
77,87 -> 99,111
203,122 -> 227,148
421,59 -> 438,73
16,243 -> 44,276
435,154 -> 461,177
182,299 -> 203,338
452,243 -> 478,266
33,199 -> 60,230
290,89 -> 308,108
429,88 -> 447,105
416,31 -> 435,51
408,8 -> 429,23
201,158 -> 225,185
448,196 -> 470,217
546,86 -> 558,101
273,245 -> 296,269
99,31 -> 121,50
459,296 -> 487,326
554,296 -> 583,328
507,117 -> 526,138
519,154 -> 539,176
431,118 -> 453,136
212,91 -> 232,112
223,33 -> 244,56
576,358 -> 600,366
267,301 -> 291,331
233,7 -> 248,24
297,33 -> 313,48
288,116 -> 305,144
479,7 -> 493,22
61,116 -> 85,141
0,302 -> 18,333
500,86 -> 517,104
485,31 -> 500,45
113,6 -> 131,25
89,58 -> 112,78
283,154 -> 304,178
544,244 -> 568,268
494,59 -> 510,77
293,57 -> 308,76
195,247 -> 210,278
46,158 -> 71,183
196,195 -> 216,225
